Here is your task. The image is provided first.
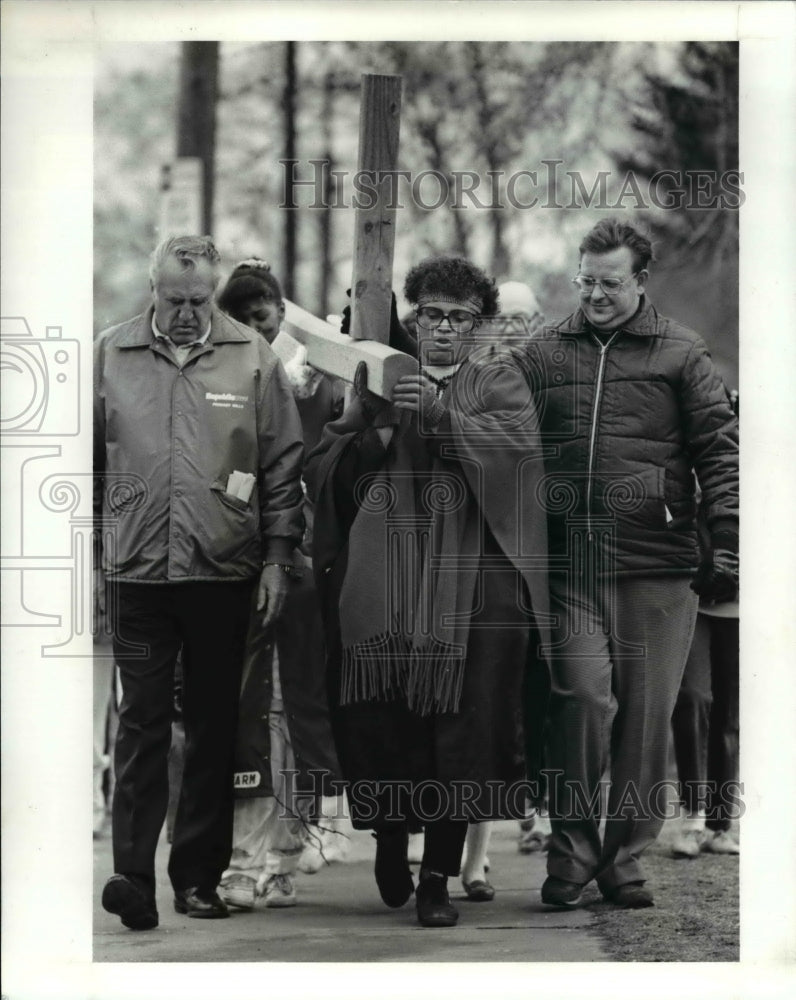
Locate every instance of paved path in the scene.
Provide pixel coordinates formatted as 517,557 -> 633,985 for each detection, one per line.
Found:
93,820 -> 608,962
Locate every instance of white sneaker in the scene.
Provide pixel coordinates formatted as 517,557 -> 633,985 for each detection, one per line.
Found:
517,813 -> 552,853
298,827 -> 326,874
263,873 -> 297,907
298,821 -> 351,872
518,829 -> 550,853
671,827 -> 708,858
321,825 -> 351,864
219,873 -> 257,910
703,830 -> 739,854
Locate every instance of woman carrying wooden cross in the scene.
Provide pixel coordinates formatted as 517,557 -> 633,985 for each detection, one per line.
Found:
305,256 -> 550,928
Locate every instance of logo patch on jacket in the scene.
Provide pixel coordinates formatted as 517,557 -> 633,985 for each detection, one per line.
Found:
233,771 -> 261,788
206,391 -> 249,410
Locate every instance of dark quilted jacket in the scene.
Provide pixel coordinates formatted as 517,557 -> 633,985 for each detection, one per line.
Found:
519,297 -> 738,577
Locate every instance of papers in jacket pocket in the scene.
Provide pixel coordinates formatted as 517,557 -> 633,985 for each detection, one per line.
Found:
226,471 -> 256,503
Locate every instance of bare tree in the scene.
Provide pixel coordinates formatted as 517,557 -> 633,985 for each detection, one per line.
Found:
283,41 -> 298,299
177,42 -> 219,233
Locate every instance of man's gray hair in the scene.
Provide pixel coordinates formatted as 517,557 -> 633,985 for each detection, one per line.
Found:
149,235 -> 222,285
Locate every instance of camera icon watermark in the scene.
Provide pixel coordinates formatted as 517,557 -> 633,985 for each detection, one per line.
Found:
0,316 -> 80,436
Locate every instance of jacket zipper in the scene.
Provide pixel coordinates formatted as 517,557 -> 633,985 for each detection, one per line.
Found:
585,332 -> 618,534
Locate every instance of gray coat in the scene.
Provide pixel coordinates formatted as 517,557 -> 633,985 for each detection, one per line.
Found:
93,306 -> 305,580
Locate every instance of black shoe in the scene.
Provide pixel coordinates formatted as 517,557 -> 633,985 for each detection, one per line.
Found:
373,826 -> 414,908
541,875 -> 585,908
102,874 -> 159,931
603,881 -> 654,909
173,886 -> 230,919
416,871 -> 459,927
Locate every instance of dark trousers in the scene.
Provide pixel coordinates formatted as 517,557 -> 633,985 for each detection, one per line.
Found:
109,580 -> 253,893
671,613 -> 739,831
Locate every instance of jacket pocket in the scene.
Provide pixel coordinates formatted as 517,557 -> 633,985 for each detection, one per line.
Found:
202,480 -> 260,568
663,472 -> 698,531
210,479 -> 252,513
601,467 -> 666,529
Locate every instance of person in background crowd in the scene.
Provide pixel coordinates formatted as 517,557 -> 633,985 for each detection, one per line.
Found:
495,280 -> 545,342
306,256 -> 550,928
215,260 -> 349,910
523,219 -> 738,910
459,278 -> 550,899
671,390 -> 740,859
95,236 -> 304,929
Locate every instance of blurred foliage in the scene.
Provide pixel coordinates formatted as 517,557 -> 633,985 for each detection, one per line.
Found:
616,42 -> 738,262
94,41 -> 738,382
614,41 -> 739,384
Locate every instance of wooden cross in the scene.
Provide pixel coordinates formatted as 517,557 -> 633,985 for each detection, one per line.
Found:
280,73 -> 415,399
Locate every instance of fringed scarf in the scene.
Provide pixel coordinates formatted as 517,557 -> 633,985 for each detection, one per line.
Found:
337,405 -> 481,716
311,345 -> 550,717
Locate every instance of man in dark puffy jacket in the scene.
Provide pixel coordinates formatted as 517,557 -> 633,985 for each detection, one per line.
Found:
523,218 -> 738,910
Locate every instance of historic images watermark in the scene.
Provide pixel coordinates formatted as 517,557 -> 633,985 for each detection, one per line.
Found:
0,314 -> 151,655
271,771 -> 746,824
280,159 -> 745,212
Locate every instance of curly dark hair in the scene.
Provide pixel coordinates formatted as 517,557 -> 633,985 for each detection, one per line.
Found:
217,261 -> 283,322
403,256 -> 499,316
578,218 -> 654,273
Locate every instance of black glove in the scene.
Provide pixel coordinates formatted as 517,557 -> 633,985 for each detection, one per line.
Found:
341,290 -> 417,357
353,361 -> 392,425
691,545 -> 739,603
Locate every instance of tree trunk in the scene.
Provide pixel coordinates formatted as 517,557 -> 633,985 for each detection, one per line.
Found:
466,43 -> 508,277
176,42 -> 218,234
283,41 -> 297,300
419,120 -> 470,258
318,70 -> 335,317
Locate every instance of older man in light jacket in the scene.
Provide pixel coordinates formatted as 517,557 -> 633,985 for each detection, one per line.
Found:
94,235 -> 304,929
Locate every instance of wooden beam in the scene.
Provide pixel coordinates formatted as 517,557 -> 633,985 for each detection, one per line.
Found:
349,74 -> 402,344
282,299 -> 415,399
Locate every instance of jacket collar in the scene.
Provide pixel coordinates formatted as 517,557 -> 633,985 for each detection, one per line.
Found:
116,306 -> 253,349
559,296 -> 659,338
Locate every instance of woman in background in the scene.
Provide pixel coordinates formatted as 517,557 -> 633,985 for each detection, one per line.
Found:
216,260 -> 348,910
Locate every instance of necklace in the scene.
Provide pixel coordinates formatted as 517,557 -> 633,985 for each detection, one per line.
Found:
423,361 -> 466,398
423,370 -> 454,398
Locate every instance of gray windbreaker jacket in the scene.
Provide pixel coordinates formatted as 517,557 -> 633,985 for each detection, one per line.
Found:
94,306 -> 304,582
